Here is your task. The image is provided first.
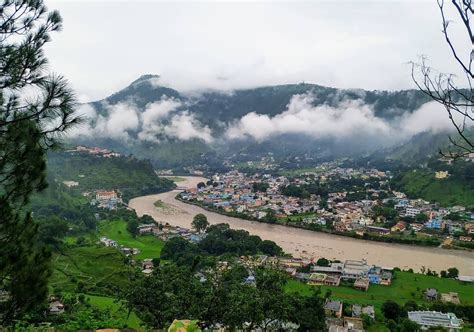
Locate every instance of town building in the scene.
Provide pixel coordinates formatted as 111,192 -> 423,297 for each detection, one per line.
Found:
342,260 -> 370,280
408,311 -> 462,331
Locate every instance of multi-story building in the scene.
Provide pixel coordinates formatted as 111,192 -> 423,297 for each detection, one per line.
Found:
408,311 -> 462,331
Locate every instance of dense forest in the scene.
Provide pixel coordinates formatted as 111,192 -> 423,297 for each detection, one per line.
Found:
47,152 -> 175,202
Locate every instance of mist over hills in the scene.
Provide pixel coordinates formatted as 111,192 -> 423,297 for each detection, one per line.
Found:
69,74 -> 459,169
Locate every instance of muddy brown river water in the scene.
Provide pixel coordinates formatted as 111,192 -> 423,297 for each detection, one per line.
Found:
129,176 -> 474,275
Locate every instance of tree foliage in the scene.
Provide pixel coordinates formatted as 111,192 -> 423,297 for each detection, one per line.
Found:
0,0 -> 79,324
191,213 -> 209,233
125,264 -> 325,330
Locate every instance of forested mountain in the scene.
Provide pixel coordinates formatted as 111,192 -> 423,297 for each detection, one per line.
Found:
71,74 -> 452,169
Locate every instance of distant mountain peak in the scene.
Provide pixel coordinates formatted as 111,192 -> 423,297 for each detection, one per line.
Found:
130,74 -> 161,86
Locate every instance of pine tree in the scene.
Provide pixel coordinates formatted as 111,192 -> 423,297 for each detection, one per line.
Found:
0,0 -> 78,324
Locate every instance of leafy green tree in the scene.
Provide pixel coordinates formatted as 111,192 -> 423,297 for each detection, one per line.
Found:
415,213 -> 428,222
125,264 -> 210,328
252,182 -> 269,193
197,182 -> 206,189
381,300 -> 403,321
192,213 -> 209,233
316,257 -> 330,267
290,290 -> 326,331
259,240 -> 282,256
36,217 -> 69,248
0,0 -> 78,324
447,267 -> 459,279
127,218 -> 139,237
262,209 -> 277,224
399,318 -> 420,332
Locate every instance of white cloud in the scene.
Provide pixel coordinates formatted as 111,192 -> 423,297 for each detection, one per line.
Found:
226,94 -> 391,142
46,1 -> 466,101
93,103 -> 140,140
226,94 -> 468,144
164,112 -> 213,143
69,98 -> 214,143
398,101 -> 465,135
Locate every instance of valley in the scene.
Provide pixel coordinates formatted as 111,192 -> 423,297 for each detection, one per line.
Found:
129,176 -> 474,275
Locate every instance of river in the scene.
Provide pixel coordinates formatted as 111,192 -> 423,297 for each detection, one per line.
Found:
129,176 -> 474,275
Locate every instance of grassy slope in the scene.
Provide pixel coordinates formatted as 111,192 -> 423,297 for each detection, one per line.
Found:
98,219 -> 164,260
85,294 -> 141,329
50,246 -> 131,293
396,170 -> 474,207
287,271 -> 474,315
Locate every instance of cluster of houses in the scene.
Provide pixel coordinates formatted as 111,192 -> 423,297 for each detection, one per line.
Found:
180,169 -> 473,244
137,223 -> 206,243
277,258 -> 392,291
87,190 -> 122,210
179,168 -> 388,221
99,236 -> 141,256
70,145 -> 121,158
325,307 -> 463,331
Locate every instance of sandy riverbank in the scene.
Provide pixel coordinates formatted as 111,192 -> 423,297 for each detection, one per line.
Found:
129,176 -> 474,274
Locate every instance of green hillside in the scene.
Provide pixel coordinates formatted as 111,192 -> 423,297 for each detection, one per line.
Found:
47,151 -> 175,201
393,169 -> 474,207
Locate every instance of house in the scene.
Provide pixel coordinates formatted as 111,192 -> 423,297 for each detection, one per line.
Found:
446,221 -> 463,235
242,275 -> 256,286
342,260 -> 370,280
425,218 -> 443,230
324,300 -> 343,318
405,207 -> 421,217
368,266 -> 382,284
391,221 -> 406,232
96,190 -> 117,201
343,317 -> 364,332
363,305 -> 375,319
295,272 -> 310,282
49,299 -> 65,315
353,278 -> 370,291
325,275 -> 341,286
458,275 -> 474,283
142,259 -> 154,270
408,311 -> 462,331
142,268 -> 153,276
380,269 -> 393,285
352,304 -> 375,319
311,262 -> 344,275
435,171 -> 449,179
366,226 -> 390,236
308,273 -> 327,285
62,180 -> 79,187
441,292 -> 461,305
425,288 -> 438,301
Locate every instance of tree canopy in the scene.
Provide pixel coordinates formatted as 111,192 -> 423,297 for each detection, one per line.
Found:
0,0 -> 79,323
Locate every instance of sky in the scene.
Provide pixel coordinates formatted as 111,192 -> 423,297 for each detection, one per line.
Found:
45,1 -> 468,103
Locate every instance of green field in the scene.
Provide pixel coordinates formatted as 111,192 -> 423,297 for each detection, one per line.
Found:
287,271 -> 474,316
154,199 -> 166,208
85,294 -> 142,329
50,245 -> 131,293
98,219 -> 164,260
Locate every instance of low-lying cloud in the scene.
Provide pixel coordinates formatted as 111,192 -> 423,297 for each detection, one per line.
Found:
70,91 -> 466,149
225,93 -> 463,144
70,97 -> 213,143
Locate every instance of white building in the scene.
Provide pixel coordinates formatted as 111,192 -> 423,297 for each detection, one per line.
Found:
408,311 -> 462,331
